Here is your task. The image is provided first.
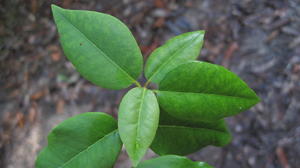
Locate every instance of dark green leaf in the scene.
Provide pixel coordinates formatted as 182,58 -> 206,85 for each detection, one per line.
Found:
118,87 -> 159,166
145,31 -> 205,84
151,109 -> 231,155
136,155 -> 214,168
157,61 -> 260,122
35,112 -> 122,168
52,5 -> 143,90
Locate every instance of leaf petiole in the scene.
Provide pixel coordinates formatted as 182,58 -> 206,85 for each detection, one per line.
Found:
134,81 -> 142,87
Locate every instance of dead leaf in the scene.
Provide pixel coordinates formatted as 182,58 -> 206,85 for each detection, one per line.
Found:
30,89 -> 47,100
276,147 -> 291,168
16,112 -> 25,128
153,17 -> 165,28
154,0 -> 166,8
222,42 -> 239,67
47,45 -> 62,62
56,99 -> 65,114
28,102 -> 38,123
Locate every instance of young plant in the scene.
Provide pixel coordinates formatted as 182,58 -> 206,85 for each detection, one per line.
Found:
35,5 -> 260,168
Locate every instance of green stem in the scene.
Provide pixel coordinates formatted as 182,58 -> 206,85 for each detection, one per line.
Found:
144,80 -> 151,88
152,89 -> 158,93
134,81 -> 142,87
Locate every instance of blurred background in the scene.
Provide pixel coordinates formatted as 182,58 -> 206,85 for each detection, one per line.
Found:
1,0 -> 300,168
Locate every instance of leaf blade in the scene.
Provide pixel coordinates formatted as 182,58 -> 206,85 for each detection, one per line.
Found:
136,155 -> 214,168
145,31 -> 205,84
60,131 -> 121,168
157,61 -> 260,122
151,109 -> 231,155
118,87 -> 160,166
52,5 -> 143,89
35,112 -> 122,168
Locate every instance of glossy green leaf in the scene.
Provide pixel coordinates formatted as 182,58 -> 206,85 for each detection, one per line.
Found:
118,87 -> 160,166
151,109 -> 231,155
35,112 -> 122,168
157,61 -> 260,122
145,31 -> 205,84
52,5 -> 143,90
136,155 -> 214,168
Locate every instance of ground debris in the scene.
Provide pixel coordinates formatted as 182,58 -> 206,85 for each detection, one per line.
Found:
1,0 -> 300,168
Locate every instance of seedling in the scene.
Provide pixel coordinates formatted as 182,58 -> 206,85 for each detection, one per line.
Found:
35,5 -> 260,168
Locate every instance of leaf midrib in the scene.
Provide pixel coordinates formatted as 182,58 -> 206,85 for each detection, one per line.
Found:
147,33 -> 202,82
58,130 -> 117,168
158,90 -> 258,100
158,125 -> 228,135
135,88 -> 147,152
56,9 -> 137,84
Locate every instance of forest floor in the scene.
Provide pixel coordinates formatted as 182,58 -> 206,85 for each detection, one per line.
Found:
1,0 -> 300,168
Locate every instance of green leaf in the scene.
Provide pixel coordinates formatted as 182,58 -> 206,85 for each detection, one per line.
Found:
145,31 -> 205,84
136,155 -> 214,168
51,5 -> 143,90
151,109 -> 231,155
118,87 -> 160,166
35,112 -> 122,168
157,61 -> 260,122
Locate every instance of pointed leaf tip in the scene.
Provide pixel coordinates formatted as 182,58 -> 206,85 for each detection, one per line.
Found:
51,6 -> 143,90
118,88 -> 160,166
35,112 -> 122,168
145,30 -> 205,84
157,61 -> 260,122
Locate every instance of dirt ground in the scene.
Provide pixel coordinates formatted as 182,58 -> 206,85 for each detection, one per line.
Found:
1,0 -> 300,168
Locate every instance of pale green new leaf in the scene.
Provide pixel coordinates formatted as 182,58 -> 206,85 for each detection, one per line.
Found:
145,31 -> 205,84
52,5 -> 143,90
137,155 -> 214,168
35,112 -> 122,168
118,87 -> 160,166
151,109 -> 231,155
157,61 -> 260,122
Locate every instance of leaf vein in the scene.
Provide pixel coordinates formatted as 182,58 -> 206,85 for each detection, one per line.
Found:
58,130 -> 117,168
135,88 -> 147,152
147,33 -> 201,82
56,9 -> 138,85
158,125 -> 228,135
158,90 -> 257,100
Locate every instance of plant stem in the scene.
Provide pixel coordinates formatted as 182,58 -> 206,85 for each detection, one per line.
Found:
134,81 -> 142,87
144,80 -> 150,88
148,89 -> 158,94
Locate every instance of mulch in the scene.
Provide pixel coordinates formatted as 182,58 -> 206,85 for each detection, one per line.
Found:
1,0 -> 299,167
